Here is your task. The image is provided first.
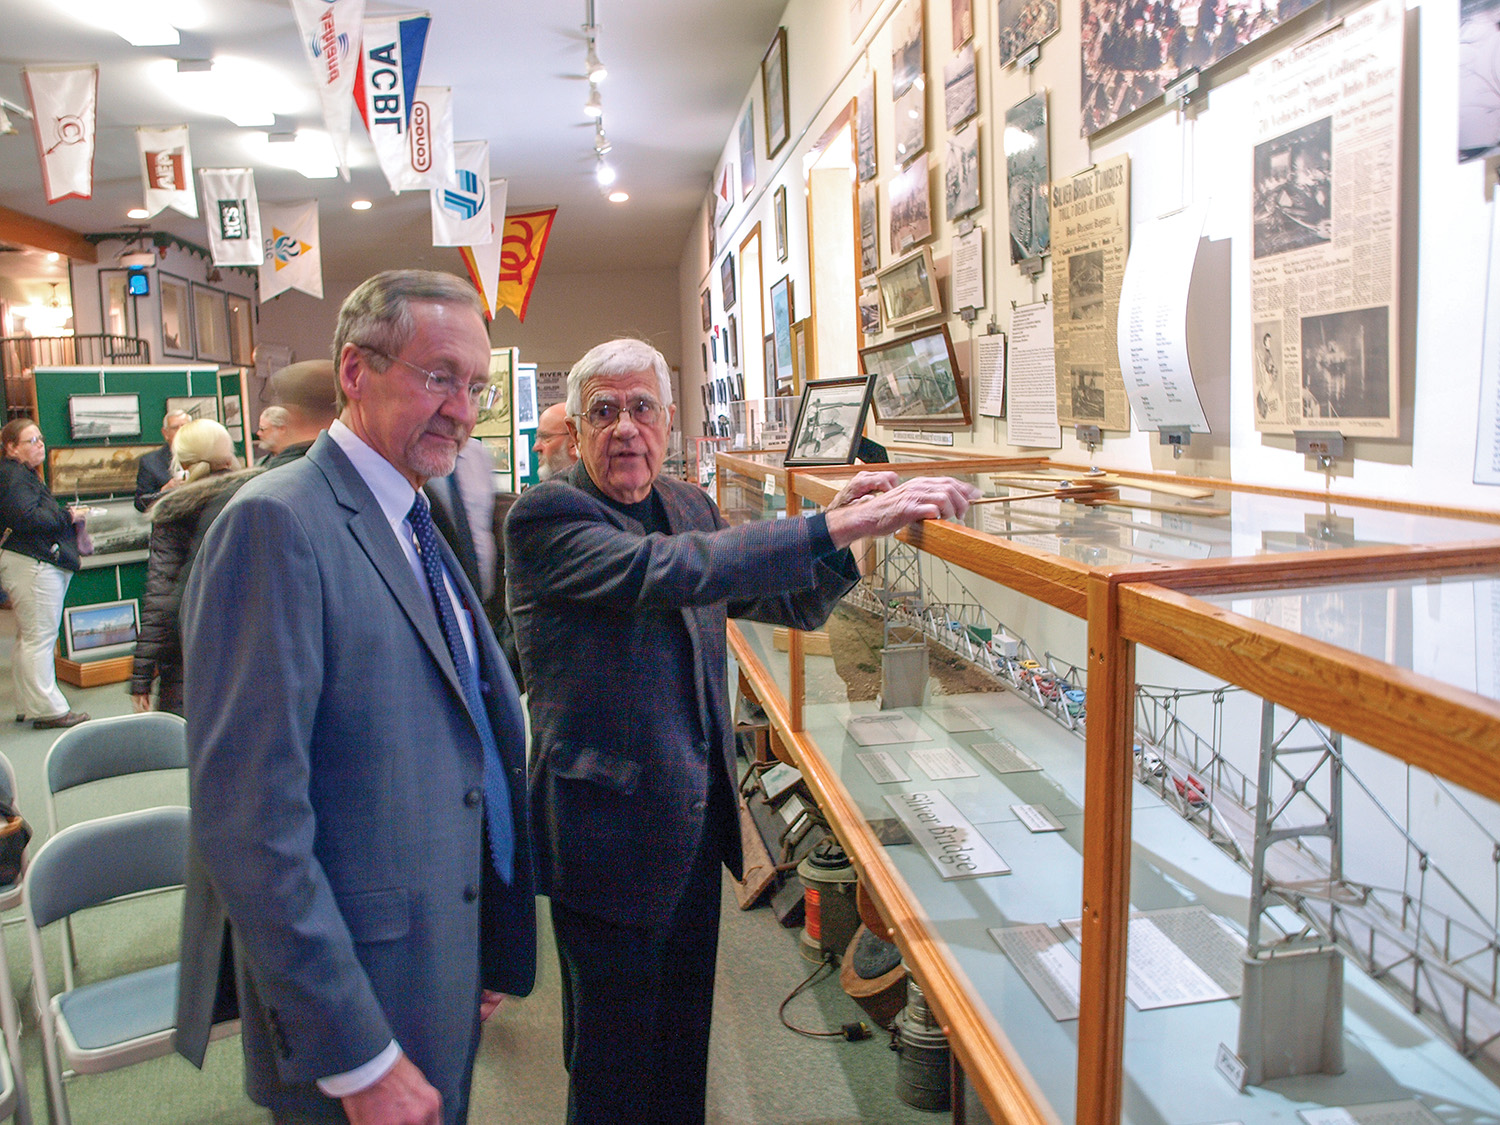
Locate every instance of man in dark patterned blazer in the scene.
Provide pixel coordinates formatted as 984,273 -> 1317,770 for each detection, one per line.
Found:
504,337 -> 977,1125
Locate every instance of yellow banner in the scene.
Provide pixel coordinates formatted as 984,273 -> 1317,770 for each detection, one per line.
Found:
494,207 -> 556,323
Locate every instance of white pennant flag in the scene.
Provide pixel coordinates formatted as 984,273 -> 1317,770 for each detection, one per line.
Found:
200,168 -> 262,266
391,84 -> 453,191
137,125 -> 197,218
355,12 -> 430,193
260,200 -> 323,301
23,66 -> 98,202
430,140 -> 490,248
288,0 -> 366,180
459,179 -> 509,317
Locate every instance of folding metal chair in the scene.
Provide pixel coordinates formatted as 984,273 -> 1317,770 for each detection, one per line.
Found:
25,806 -> 230,1125
0,754 -> 29,1125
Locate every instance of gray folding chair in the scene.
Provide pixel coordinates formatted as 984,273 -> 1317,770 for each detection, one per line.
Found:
0,755 -> 29,1125
42,713 -> 188,991
25,806 -> 230,1125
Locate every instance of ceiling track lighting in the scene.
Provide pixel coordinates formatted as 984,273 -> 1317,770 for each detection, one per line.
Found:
584,0 -> 623,202
584,84 -> 602,118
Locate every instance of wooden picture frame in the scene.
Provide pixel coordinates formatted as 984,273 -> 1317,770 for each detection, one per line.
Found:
739,107 -> 757,199
165,395 -> 219,423
76,501 -> 150,570
784,374 -> 876,466
158,272 -> 193,358
700,287 -> 713,332
97,269 -> 137,341
876,246 -> 942,329
790,317 -> 815,393
861,322 -> 971,427
67,394 -> 141,441
720,253 -> 737,313
765,332 -> 783,396
774,185 -> 789,263
227,293 -> 254,365
762,27 -> 790,159
47,443 -> 159,498
727,314 -> 740,369
192,283 -> 231,363
770,276 -> 796,393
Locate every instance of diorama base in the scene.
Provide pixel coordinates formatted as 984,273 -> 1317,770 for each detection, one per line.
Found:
55,653 -> 133,688
1237,948 -> 1345,1085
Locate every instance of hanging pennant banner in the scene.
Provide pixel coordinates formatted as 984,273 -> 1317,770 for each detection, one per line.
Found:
137,125 -> 197,218
199,168 -> 262,267
23,66 -> 98,203
260,199 -> 323,301
390,84 -> 453,191
495,207 -> 557,323
430,140 -> 491,247
355,12 -> 430,192
458,179 -> 510,318
289,0 -> 366,180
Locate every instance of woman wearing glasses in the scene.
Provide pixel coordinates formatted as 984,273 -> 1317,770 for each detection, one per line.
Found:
0,418 -> 90,729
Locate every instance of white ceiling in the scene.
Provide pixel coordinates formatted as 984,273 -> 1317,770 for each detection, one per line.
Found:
0,0 -> 786,293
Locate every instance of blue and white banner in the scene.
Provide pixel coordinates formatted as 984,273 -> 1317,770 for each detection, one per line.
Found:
430,140 -> 490,247
200,168 -> 262,266
289,0 -> 366,180
355,11 -> 430,193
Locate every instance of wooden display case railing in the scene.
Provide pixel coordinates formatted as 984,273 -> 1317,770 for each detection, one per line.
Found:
723,451 -> 1500,1125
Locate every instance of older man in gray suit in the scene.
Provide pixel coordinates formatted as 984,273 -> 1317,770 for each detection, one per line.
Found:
505,337 -> 977,1124
179,270 -> 534,1125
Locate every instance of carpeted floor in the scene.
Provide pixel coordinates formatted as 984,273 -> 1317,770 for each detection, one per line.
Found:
0,608 -> 949,1124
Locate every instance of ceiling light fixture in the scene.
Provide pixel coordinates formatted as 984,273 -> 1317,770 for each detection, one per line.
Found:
595,157 -> 616,188
608,190 -> 629,204
583,0 -> 607,82
594,124 -> 611,157
126,207 -> 150,220
584,84 -> 602,119
351,199 -> 373,211
71,0 -> 180,46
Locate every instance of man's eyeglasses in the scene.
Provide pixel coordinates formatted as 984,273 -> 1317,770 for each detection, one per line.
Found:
577,397 -> 665,430
360,347 -> 501,410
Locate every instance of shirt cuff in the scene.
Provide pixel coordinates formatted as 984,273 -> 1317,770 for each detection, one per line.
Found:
316,1040 -> 401,1099
805,512 -> 836,556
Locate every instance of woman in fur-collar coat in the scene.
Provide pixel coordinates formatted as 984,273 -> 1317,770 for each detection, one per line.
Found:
130,420 -> 255,716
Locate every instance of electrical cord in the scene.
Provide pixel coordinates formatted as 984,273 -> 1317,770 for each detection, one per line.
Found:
778,952 -> 872,1042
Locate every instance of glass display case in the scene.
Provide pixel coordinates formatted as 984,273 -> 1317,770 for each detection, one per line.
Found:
716,453 -> 1500,1125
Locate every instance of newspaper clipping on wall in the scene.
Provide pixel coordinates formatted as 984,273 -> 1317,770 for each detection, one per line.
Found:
1052,154 -> 1131,431
1249,0 -> 1403,437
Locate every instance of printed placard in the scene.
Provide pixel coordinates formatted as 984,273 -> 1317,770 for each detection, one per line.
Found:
909,746 -> 980,780
857,752 -> 911,784
1011,803 -> 1065,832
884,790 -> 1010,879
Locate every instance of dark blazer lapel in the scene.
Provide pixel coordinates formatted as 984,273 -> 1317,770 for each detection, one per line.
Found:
306,436 -> 468,707
655,480 -> 715,727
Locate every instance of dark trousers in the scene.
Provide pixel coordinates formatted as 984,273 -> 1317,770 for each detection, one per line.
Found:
551,825 -> 726,1125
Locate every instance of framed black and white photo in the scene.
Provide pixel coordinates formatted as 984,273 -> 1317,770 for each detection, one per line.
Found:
859,182 -> 880,278
765,332 -> 783,396
944,44 -> 978,130
876,246 -> 942,329
1005,91 -> 1052,264
952,0 -> 974,46
78,499 -> 151,569
774,185 -> 789,263
856,75 -> 877,183
945,121 -> 981,220
888,160 -> 933,255
47,443 -> 158,498
720,253 -> 737,313
861,323 -> 970,427
68,394 -> 141,441
891,0 -> 925,98
894,83 -> 926,165
859,286 -> 883,336
791,318 -> 815,393
739,107 -> 756,199
166,395 -> 219,423
61,597 -> 140,661
762,27 -> 790,159
159,273 -> 193,358
700,288 -> 712,332
998,0 -> 1058,69
727,314 -> 740,369
784,374 -> 876,466
192,283 -> 231,363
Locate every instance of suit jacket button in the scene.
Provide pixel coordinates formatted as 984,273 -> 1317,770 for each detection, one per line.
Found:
463,884 -> 478,903
465,787 -> 481,807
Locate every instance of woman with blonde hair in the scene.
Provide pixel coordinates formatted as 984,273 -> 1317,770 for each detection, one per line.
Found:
130,419 -> 250,715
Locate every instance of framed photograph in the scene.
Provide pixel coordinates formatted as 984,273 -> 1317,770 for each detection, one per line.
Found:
790,317 -> 816,392
700,383 -> 710,413
68,394 -> 141,441
856,75 -> 877,183
894,83 -> 926,165
861,323 -> 971,426
859,286 -> 883,336
720,253 -> 737,313
192,283 -> 231,363
876,246 -> 942,329
707,199 -> 718,261
739,107 -> 756,199
734,372 -> 745,401
944,44 -> 978,130
765,332 -> 782,395
998,0 -> 1059,69
1005,91 -> 1052,264
762,27 -> 790,159
891,0 -> 924,97
728,314 -> 740,369
97,269 -> 137,341
223,394 -> 243,430
166,395 -> 219,422
479,436 -> 512,475
62,597 -> 140,662
952,0 -> 974,46
78,498 -> 151,569
888,160 -> 933,255
158,273 -> 193,358
945,121 -> 981,220
773,185 -> 789,263
859,182 -> 880,277
784,375 -> 876,466
227,293 -> 254,365
472,349 -> 513,438
701,342 -> 709,373
700,288 -> 712,332
770,276 -> 795,394
47,443 -> 158,498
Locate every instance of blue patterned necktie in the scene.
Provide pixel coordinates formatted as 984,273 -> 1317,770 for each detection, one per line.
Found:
407,494 -> 514,883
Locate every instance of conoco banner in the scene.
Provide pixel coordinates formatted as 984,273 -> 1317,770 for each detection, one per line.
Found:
289,0 -> 366,179
24,66 -> 97,202
137,125 -> 197,218
390,84 -> 453,191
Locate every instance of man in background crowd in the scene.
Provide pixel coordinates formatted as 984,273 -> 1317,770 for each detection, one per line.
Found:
532,401 -> 577,481
134,408 -> 192,510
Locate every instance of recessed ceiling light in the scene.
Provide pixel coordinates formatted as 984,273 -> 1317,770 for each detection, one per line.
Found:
351,199 -> 373,211
608,191 -> 629,203
127,207 -> 150,219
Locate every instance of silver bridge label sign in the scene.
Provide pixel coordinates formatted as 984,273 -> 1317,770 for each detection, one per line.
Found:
884,790 -> 1011,879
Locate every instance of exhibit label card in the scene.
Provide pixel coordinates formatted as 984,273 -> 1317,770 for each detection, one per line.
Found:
909,746 -> 980,780
931,703 -> 991,732
1116,206 -> 1209,433
857,751 -> 911,784
977,332 -> 1006,417
847,712 -> 932,746
971,739 -> 1042,774
1249,0 -> 1403,438
953,226 -> 985,311
1007,301 -> 1062,447
884,790 -> 1011,878
1011,803 -> 1065,832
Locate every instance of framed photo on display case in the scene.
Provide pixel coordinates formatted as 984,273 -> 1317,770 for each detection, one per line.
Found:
784,375 -> 876,467
860,323 -> 971,427
67,394 -> 141,441
62,598 -> 140,661
48,443 -> 158,497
